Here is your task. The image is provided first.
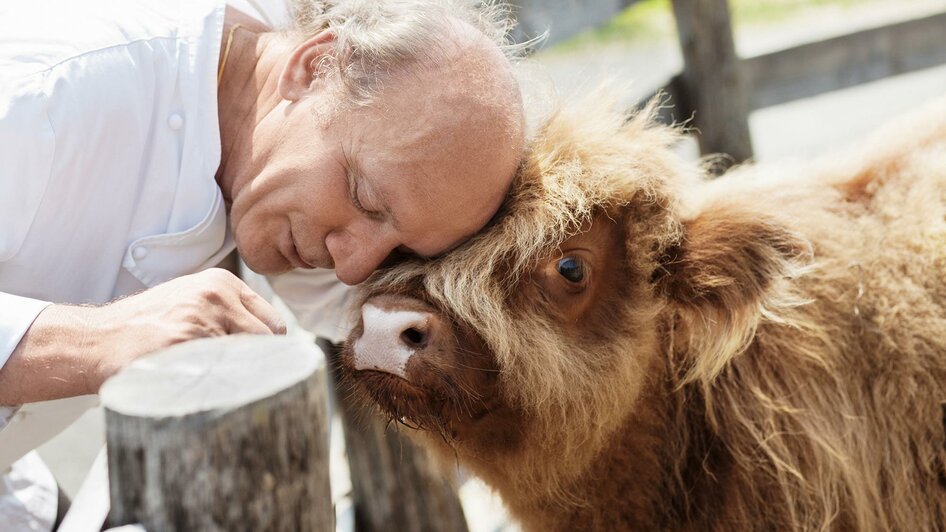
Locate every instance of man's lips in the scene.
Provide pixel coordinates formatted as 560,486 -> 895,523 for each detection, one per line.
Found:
287,230 -> 317,269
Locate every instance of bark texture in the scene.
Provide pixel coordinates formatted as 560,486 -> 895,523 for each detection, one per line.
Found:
102,335 -> 333,532
321,339 -> 468,532
672,0 -> 754,169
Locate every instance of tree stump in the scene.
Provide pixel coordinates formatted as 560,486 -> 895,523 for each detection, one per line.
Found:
320,340 -> 468,532
101,335 -> 333,532
671,0 -> 754,170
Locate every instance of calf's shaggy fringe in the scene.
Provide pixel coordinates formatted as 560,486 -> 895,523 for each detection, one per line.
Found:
357,87 -> 946,530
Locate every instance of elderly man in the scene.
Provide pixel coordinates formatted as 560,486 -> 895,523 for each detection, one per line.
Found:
0,0 -> 525,527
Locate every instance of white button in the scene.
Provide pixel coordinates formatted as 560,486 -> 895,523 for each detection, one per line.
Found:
133,247 -> 148,260
168,113 -> 184,130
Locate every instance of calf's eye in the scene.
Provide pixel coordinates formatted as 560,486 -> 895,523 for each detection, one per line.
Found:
557,256 -> 584,283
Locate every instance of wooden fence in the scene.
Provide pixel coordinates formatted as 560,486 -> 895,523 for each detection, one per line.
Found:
514,0 -> 946,170
57,2 -> 946,530
665,0 -> 946,170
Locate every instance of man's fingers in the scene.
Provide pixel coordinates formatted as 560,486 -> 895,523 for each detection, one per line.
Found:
224,308 -> 279,336
238,287 -> 287,335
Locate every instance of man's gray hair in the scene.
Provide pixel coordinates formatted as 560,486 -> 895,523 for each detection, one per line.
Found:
289,0 -> 531,105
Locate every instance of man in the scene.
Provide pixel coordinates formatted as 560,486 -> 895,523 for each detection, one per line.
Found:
0,0 -> 525,527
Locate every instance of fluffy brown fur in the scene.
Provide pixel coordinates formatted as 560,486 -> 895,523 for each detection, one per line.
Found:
341,89 -> 946,531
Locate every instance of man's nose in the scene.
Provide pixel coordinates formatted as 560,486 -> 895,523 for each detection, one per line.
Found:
328,233 -> 398,285
351,300 -> 441,380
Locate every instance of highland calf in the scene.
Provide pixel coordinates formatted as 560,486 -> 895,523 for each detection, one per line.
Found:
341,92 -> 946,531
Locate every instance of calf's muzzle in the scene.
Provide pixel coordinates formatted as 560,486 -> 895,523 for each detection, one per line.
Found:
351,297 -> 441,380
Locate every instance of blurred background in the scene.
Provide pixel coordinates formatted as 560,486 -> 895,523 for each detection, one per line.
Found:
522,0 -> 946,161
41,1 -> 946,531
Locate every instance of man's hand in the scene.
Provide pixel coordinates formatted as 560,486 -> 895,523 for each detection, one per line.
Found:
0,269 -> 286,405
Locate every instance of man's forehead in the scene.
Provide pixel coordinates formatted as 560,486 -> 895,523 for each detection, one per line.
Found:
348,44 -> 522,146
336,34 -> 524,258
352,97 -> 473,157
396,163 -> 516,257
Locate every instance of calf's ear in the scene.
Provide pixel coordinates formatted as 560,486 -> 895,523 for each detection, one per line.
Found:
655,202 -> 812,385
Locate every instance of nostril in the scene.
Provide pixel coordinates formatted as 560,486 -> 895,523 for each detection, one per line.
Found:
356,303 -> 436,377
400,326 -> 427,348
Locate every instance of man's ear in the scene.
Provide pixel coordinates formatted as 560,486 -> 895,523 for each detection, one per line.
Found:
655,202 -> 813,385
278,30 -> 337,102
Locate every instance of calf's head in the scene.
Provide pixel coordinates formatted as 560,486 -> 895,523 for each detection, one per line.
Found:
340,95 -> 810,500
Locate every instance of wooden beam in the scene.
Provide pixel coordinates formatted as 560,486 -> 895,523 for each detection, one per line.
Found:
743,12 -> 946,110
338,400 -> 469,532
58,447 -> 110,532
101,335 -> 333,532
321,339 -> 469,532
634,74 -> 692,127
671,0 -> 754,167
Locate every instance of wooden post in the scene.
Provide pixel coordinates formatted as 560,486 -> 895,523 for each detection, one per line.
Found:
671,0 -> 753,169
320,340 -> 468,532
101,335 -> 333,532
339,400 -> 468,532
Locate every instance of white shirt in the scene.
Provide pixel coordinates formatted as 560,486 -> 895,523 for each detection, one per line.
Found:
0,0 -> 352,526
0,0 -> 230,357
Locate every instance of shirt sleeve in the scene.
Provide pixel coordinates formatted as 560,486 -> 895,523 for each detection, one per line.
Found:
0,78 -> 56,372
260,268 -> 356,345
0,77 -> 55,263
0,292 -> 51,371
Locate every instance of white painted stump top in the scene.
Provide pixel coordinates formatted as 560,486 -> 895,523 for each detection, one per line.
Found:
100,334 -> 323,417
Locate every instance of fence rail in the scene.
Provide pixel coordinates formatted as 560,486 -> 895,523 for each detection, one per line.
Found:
517,0 -> 946,165
743,11 -> 946,110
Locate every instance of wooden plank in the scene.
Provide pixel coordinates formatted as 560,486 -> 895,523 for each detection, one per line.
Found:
634,74 -> 692,127
338,400 -> 469,532
671,0 -> 754,167
743,12 -> 946,109
0,395 -> 99,470
101,335 -> 333,532
58,447 -> 110,532
320,339 -> 468,532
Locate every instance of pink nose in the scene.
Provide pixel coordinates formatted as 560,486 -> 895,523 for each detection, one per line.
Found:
352,303 -> 433,378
